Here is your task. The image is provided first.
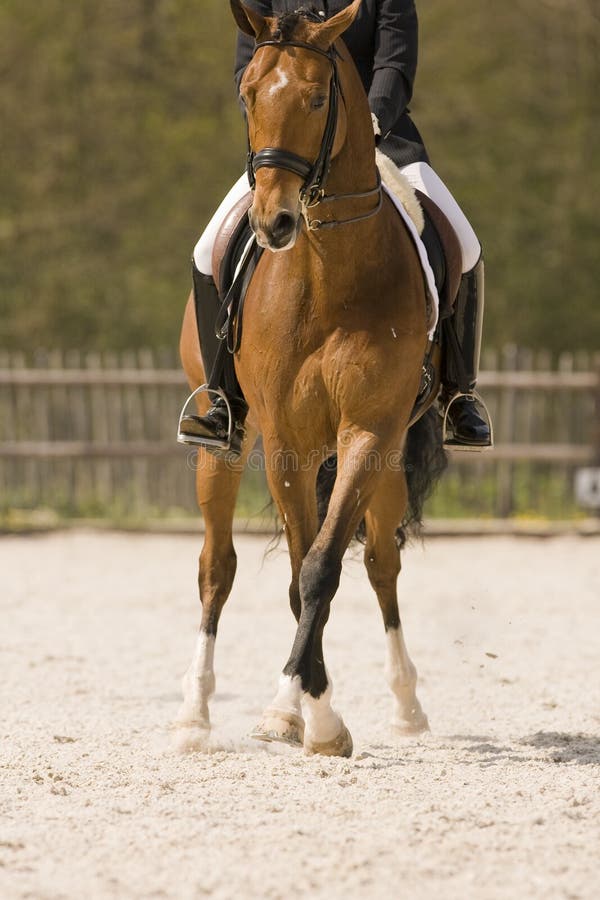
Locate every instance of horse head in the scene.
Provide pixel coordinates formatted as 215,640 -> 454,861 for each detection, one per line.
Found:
230,0 -> 363,251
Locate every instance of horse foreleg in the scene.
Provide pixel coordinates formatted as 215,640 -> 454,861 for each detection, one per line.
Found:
279,429 -> 394,757
174,435 -> 255,752
363,468 -> 429,736
284,544 -> 352,757
251,461 -> 319,747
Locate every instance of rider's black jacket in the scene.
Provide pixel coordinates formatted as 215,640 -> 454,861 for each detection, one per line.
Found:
234,0 -> 429,166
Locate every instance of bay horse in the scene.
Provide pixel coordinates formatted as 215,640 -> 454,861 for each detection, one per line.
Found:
175,0 -> 446,757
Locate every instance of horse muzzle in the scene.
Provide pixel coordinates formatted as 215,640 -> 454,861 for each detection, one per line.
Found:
249,208 -> 301,252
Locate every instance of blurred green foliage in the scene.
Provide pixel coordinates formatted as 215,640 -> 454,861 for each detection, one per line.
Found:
1,0 -> 598,353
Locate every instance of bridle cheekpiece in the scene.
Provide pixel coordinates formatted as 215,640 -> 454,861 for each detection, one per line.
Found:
245,37 -> 382,230
246,39 -> 340,209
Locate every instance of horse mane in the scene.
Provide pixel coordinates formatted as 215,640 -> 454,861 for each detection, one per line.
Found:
274,6 -> 322,41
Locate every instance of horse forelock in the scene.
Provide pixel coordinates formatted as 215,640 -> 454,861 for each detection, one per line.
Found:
273,6 -> 322,41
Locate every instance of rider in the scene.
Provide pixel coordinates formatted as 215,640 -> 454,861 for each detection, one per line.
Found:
180,0 -> 492,454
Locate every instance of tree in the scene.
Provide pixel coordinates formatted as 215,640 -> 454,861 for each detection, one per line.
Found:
0,0 -> 598,354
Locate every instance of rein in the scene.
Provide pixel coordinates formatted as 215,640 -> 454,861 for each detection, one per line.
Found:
302,172 -> 383,231
246,38 -> 383,231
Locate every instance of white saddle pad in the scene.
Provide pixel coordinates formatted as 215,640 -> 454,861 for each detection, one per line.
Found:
381,182 -> 439,339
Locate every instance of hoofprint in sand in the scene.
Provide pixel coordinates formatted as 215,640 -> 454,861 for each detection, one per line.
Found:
1,531 -> 599,899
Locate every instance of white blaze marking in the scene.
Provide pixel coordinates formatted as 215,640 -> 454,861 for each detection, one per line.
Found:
268,69 -> 289,97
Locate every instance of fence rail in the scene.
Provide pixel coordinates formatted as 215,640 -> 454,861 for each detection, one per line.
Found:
0,441 -> 595,464
0,347 -> 599,518
0,369 -> 186,386
0,368 -> 597,390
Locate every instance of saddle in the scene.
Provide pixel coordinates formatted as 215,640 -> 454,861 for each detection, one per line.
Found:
211,191 -> 256,299
204,186 -> 463,433
414,190 -> 462,321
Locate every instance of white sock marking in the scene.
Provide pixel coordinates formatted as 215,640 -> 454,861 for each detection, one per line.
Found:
178,632 -> 216,726
268,674 -> 302,717
385,627 -> 424,725
303,677 -> 343,744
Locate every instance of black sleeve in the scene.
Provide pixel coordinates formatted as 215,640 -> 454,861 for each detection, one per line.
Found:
367,0 -> 419,138
234,31 -> 256,98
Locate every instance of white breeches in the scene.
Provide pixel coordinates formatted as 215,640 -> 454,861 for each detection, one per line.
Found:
400,162 -> 481,272
192,161 -> 480,276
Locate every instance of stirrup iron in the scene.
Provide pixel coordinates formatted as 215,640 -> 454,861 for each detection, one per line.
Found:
442,391 -> 494,452
176,385 -> 234,451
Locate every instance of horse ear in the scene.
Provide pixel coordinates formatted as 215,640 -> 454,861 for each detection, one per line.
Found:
230,0 -> 266,38
315,0 -> 362,46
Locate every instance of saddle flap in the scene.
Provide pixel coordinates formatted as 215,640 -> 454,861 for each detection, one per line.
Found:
415,190 -> 463,319
212,192 -> 253,296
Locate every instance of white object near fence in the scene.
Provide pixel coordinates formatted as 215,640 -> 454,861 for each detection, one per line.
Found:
574,468 -> 600,510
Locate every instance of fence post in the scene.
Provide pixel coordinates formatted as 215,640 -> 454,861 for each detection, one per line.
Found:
585,353 -> 600,520
594,353 -> 600,467
496,344 -> 517,517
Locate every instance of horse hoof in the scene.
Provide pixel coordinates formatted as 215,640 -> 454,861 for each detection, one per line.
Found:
304,725 -> 353,758
172,720 -> 211,753
250,710 -> 305,747
391,712 -> 430,737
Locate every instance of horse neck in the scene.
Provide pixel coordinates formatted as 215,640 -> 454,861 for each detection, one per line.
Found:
325,49 -> 379,197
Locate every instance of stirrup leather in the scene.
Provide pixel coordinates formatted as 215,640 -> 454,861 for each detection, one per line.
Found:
442,391 -> 494,452
177,385 -> 236,451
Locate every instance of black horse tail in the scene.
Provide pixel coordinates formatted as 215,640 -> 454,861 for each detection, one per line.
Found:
316,407 -> 447,548
396,406 -> 448,545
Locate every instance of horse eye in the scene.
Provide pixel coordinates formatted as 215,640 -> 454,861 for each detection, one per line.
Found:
310,94 -> 327,111
241,88 -> 255,109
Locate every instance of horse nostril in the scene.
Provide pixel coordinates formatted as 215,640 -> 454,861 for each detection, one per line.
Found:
272,212 -> 296,242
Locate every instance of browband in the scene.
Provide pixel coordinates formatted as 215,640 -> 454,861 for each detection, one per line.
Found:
253,39 -> 337,61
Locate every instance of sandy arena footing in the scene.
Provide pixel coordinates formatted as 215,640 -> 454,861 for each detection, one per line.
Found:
1,531 -> 599,899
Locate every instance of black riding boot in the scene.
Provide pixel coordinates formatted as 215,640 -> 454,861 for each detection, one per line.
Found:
441,258 -> 492,449
177,265 -> 248,458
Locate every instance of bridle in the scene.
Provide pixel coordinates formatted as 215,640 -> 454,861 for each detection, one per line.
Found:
245,38 -> 382,231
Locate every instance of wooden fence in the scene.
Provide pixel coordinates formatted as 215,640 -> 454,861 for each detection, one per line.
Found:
0,347 -> 599,520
